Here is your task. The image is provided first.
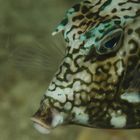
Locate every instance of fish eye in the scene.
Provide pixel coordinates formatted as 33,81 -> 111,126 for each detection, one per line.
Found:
104,35 -> 121,49
96,29 -> 123,55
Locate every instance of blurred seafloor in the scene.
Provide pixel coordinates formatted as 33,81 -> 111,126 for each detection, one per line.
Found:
0,0 -> 140,140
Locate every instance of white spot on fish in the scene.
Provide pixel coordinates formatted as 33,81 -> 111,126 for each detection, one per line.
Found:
64,88 -> 74,100
120,92 -> 140,103
110,112 -> 127,128
115,60 -> 124,76
67,8 -> 75,13
66,74 -> 73,82
73,81 -> 81,91
64,102 -> 72,111
72,107 -> 89,124
46,88 -> 66,103
74,93 -> 81,105
52,111 -> 64,127
75,70 -> 91,83
48,83 -> 55,91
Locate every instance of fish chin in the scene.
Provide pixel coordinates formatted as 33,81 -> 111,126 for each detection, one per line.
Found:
34,123 -> 51,134
31,117 -> 51,134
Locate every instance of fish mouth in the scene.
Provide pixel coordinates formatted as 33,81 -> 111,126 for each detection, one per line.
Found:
31,117 -> 51,134
31,107 -> 64,134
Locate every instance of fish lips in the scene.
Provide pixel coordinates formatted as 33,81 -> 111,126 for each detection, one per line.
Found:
31,107 -> 64,134
31,117 -> 51,134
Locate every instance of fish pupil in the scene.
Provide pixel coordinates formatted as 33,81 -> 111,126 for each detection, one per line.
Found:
104,35 -> 120,49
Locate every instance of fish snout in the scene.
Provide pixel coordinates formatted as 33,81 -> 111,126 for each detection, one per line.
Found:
31,107 -> 64,134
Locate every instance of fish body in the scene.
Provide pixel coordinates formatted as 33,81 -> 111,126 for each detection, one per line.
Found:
32,0 -> 140,133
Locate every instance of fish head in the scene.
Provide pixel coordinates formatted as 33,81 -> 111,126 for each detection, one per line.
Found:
32,0 -> 140,132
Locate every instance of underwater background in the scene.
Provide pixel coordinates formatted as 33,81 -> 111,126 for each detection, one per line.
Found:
0,0 -> 140,140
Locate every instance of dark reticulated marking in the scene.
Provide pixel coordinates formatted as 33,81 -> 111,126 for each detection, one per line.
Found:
135,27 -> 140,38
127,28 -> 133,35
